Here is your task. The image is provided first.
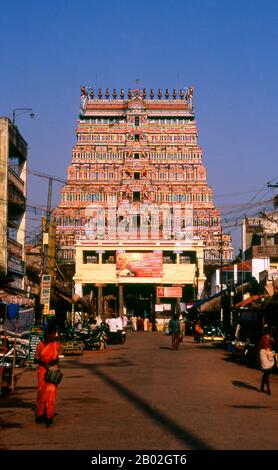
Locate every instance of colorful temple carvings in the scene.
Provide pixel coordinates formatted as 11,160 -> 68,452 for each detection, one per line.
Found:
54,87 -> 233,265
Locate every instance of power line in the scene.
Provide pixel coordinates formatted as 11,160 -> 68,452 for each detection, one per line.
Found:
0,160 -> 66,184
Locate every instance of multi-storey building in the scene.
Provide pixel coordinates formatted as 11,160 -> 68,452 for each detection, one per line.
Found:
54,87 -> 233,315
0,117 -> 27,289
243,213 -> 278,283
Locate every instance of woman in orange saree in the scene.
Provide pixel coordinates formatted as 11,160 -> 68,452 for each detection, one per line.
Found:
34,325 -> 61,426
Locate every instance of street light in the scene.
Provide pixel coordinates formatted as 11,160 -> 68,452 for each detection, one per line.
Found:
12,108 -> 35,125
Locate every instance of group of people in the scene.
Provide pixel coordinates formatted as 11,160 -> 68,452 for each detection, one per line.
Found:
130,314 -> 154,332
169,315 -> 278,397
33,317 -> 278,429
105,313 -> 126,336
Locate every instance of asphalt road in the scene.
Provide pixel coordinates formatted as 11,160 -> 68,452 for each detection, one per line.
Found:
1,331 -> 278,450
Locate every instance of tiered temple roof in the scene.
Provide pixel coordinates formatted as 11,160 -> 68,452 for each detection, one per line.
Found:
53,86 -> 233,265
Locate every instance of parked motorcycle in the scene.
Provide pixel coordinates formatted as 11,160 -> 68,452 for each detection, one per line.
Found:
228,338 -> 258,367
60,323 -> 108,351
83,325 -> 107,350
3,344 -> 28,367
197,323 -> 226,344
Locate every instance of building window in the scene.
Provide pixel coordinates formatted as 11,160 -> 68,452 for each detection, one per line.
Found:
133,191 -> 141,201
163,252 -> 176,264
83,251 -> 98,264
135,116 -> 140,126
134,153 -> 140,159
180,255 -> 191,264
135,134 -> 140,141
103,251 -> 115,263
134,172 -> 140,180
9,156 -> 20,176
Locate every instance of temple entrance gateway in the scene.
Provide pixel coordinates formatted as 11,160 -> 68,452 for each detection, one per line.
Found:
123,284 -> 154,319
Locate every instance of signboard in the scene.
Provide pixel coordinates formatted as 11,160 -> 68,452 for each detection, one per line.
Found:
155,304 -> 173,312
28,326 -> 43,366
155,304 -> 164,312
156,287 -> 182,298
42,305 -> 49,315
163,304 -> 172,311
7,256 -> 25,275
116,252 -> 163,277
40,274 -> 51,315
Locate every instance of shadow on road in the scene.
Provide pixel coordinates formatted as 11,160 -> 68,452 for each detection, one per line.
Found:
68,360 -> 213,450
0,396 -> 34,410
0,417 -> 23,429
232,380 -> 258,391
230,405 -> 270,409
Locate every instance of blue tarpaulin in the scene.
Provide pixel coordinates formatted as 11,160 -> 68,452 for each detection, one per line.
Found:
7,303 -> 20,320
6,307 -> 35,334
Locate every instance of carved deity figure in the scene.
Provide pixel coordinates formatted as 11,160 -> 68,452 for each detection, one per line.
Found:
80,86 -> 88,111
185,86 -> 194,104
143,185 -> 149,200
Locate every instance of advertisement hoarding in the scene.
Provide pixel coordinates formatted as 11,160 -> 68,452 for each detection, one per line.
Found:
116,251 -> 163,277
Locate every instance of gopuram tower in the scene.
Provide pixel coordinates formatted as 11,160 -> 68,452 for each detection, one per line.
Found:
54,86 -> 233,310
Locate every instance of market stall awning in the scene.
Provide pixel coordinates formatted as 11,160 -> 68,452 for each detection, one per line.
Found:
189,292 -> 222,311
234,294 -> 266,308
200,295 -> 222,312
0,288 -> 35,306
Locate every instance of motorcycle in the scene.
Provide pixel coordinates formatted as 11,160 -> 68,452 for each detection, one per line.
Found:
228,338 -> 258,367
83,324 -> 108,350
3,344 -> 28,368
197,323 -> 226,344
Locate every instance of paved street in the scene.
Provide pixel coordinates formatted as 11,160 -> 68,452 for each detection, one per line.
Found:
1,331 -> 278,450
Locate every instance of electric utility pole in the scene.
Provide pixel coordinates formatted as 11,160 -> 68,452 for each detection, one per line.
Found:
38,173 -> 65,320
219,226 -> 224,324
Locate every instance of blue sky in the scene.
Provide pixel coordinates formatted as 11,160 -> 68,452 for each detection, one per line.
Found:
1,0 -> 278,252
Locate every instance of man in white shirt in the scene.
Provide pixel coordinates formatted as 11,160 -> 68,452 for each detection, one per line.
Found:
115,315 -> 123,332
106,315 -> 117,333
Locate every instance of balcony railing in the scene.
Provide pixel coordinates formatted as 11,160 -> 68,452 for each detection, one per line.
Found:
7,238 -> 23,258
8,185 -> 26,208
8,169 -> 25,194
252,245 -> 278,258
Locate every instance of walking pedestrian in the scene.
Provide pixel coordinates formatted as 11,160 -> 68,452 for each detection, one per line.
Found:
169,313 -> 181,350
131,314 -> 138,332
34,324 -> 61,426
179,313 -> 185,342
259,336 -> 277,395
194,319 -> 203,342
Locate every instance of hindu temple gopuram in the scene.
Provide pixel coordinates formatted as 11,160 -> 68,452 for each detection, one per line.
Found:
53,86 -> 233,315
